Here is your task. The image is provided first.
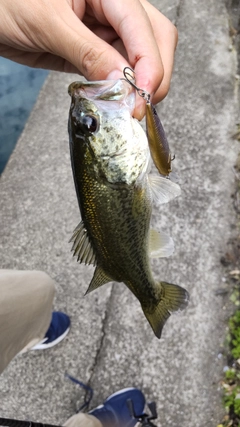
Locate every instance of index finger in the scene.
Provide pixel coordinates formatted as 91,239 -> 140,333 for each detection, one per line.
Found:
101,0 -> 164,118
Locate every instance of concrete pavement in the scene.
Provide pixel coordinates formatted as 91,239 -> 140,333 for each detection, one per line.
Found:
0,0 -> 239,426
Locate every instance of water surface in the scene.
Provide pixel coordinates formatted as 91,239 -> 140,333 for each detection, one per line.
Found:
0,57 -> 48,174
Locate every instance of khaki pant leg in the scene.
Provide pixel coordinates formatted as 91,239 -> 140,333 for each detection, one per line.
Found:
0,269 -> 55,374
64,413 -> 103,427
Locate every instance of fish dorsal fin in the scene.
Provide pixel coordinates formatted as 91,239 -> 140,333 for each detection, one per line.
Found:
85,266 -> 111,294
69,221 -> 96,266
148,175 -> 181,205
149,229 -> 174,258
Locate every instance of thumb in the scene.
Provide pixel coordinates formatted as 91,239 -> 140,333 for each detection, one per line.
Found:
50,9 -> 129,81
72,37 -> 128,81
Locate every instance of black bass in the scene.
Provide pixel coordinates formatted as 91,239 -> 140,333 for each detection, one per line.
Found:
68,79 -> 189,338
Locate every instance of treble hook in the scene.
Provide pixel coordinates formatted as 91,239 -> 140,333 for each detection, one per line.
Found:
123,67 -> 150,103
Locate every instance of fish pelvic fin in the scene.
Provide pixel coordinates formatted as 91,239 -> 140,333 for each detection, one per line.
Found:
142,282 -> 189,339
149,228 -> 174,258
85,266 -> 112,295
70,221 -> 96,266
148,174 -> 181,205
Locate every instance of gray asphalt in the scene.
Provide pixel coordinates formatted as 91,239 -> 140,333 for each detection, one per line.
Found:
0,0 -> 239,426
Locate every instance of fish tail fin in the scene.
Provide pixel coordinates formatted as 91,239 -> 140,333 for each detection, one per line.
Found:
142,282 -> 189,339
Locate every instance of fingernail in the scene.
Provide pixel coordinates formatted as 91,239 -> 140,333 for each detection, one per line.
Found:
106,69 -> 123,80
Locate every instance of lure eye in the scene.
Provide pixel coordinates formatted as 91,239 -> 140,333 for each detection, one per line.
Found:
75,114 -> 99,137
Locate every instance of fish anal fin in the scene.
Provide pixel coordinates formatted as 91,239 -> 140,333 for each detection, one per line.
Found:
85,266 -> 111,295
142,282 -> 189,339
70,221 -> 96,266
148,175 -> 181,205
149,229 -> 174,258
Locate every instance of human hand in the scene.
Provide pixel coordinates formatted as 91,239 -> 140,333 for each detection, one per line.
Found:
0,0 -> 178,120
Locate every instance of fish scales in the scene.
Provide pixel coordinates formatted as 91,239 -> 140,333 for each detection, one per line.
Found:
71,134 -> 152,289
68,79 -> 189,338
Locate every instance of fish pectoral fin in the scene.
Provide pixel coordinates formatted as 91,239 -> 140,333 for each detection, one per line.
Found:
69,221 -> 96,266
142,282 -> 189,339
148,175 -> 181,205
85,266 -> 111,295
149,229 -> 174,258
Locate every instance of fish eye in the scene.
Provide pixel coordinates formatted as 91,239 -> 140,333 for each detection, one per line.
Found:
75,114 -> 99,136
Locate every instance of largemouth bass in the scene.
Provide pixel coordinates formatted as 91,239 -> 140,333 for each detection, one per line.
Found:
68,79 -> 189,338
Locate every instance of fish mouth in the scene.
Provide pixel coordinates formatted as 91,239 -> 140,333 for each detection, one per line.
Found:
68,79 -> 134,102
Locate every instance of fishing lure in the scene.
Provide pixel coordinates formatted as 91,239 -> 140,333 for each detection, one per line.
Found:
123,67 -> 174,177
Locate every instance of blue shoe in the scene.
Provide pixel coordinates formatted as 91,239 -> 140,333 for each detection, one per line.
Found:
89,387 -> 145,427
31,312 -> 70,350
